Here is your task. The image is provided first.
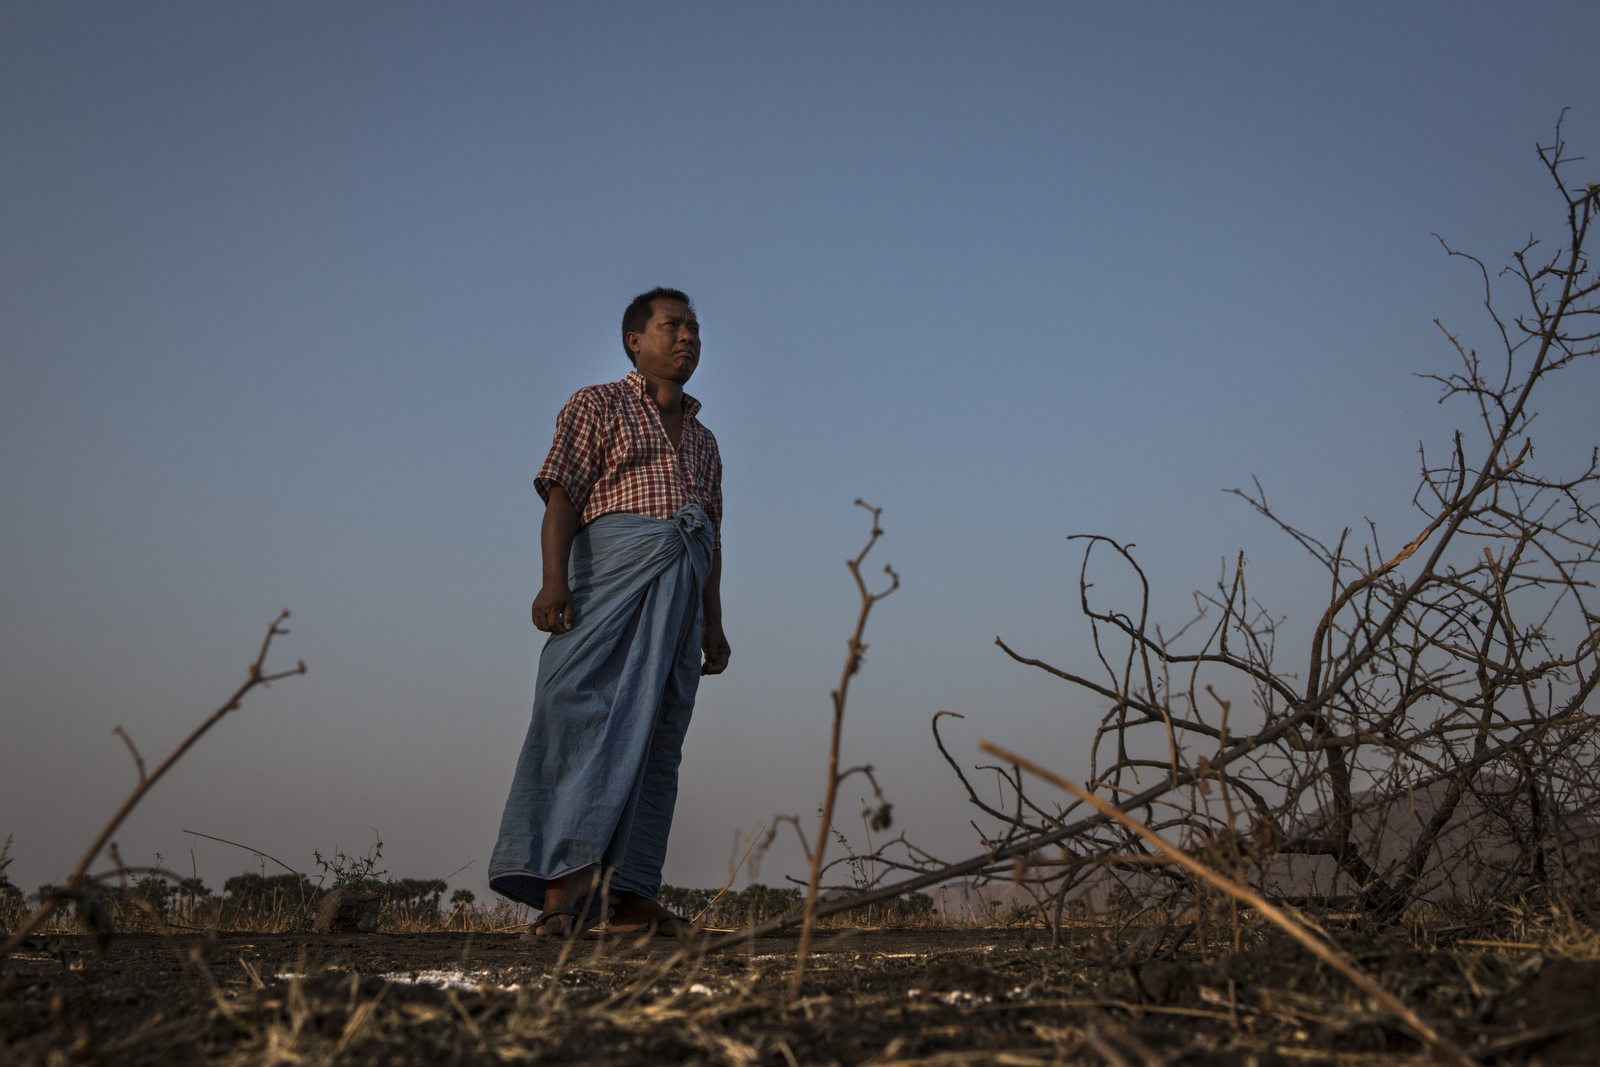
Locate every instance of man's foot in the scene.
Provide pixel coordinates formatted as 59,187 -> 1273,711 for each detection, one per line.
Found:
533,904 -> 607,937
533,870 -> 606,937
605,892 -> 698,937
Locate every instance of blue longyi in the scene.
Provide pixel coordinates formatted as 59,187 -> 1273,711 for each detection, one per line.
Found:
489,504 -> 711,909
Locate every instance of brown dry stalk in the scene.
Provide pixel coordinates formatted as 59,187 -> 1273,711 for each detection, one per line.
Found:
979,740 -> 1476,1067
1,611 -> 305,960
790,501 -> 898,999
1082,1025 -> 1135,1067
691,823 -> 765,926
181,829 -> 305,878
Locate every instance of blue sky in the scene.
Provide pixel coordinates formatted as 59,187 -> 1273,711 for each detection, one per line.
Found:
3,2 -> 1597,902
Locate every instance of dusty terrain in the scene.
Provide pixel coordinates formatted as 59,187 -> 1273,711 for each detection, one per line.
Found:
4,922 -> 1598,1065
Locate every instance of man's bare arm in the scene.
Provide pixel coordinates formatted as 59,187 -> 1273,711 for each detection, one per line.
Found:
701,548 -> 730,675
532,486 -> 580,633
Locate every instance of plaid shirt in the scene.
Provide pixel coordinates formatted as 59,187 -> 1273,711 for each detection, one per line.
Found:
536,370 -> 723,550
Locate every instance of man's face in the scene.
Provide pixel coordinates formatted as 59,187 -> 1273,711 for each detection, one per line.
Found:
627,299 -> 701,384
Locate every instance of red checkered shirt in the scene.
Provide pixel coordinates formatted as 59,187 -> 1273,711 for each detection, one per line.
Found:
535,370 -> 723,550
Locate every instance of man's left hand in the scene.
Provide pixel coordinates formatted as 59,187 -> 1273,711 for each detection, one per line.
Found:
701,623 -> 731,675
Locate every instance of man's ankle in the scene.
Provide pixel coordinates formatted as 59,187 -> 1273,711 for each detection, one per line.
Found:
544,871 -> 599,911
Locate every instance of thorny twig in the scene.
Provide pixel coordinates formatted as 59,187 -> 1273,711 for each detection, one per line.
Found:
790,500 -> 898,999
1,611 -> 306,959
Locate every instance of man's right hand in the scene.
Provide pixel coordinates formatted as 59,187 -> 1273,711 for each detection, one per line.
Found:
532,581 -> 576,632
534,485 -> 581,633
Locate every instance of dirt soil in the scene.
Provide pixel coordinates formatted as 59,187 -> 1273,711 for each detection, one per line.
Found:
3,926 -> 1597,1065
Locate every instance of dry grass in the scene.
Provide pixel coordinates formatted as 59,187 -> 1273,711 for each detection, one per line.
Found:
0,886 -> 945,943
5,905 -> 1597,1065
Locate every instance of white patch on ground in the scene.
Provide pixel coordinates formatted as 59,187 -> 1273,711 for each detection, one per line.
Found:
271,967 -> 517,993
380,968 -> 516,991
905,988 -> 993,1006
272,966 -> 343,981
742,952 -> 862,963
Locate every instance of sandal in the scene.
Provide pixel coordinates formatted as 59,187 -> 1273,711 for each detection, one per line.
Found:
606,911 -> 699,937
533,901 -> 610,938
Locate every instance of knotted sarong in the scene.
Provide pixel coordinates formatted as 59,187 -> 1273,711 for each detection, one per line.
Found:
488,504 -> 712,910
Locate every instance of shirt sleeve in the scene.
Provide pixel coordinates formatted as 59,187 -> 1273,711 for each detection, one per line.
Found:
535,388 -> 606,513
704,431 -> 724,552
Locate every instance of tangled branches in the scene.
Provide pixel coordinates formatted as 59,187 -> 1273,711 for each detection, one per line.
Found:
954,118 -> 1600,932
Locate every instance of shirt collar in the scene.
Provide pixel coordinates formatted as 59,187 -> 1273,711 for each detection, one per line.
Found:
625,369 -> 701,419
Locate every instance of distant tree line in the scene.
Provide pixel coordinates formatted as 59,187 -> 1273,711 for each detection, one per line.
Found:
8,870 -> 460,924
658,883 -> 935,926
221,873 -> 448,919
0,836 -> 21,909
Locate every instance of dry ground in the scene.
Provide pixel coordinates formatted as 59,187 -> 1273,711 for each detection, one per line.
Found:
4,918 -> 1599,1066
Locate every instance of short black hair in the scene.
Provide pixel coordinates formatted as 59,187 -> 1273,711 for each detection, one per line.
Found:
622,287 -> 695,363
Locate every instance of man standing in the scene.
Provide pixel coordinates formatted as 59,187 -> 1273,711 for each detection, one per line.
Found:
489,288 -> 729,937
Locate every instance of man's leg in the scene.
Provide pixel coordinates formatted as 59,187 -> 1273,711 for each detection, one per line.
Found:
533,867 -> 603,937
608,640 -> 699,933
